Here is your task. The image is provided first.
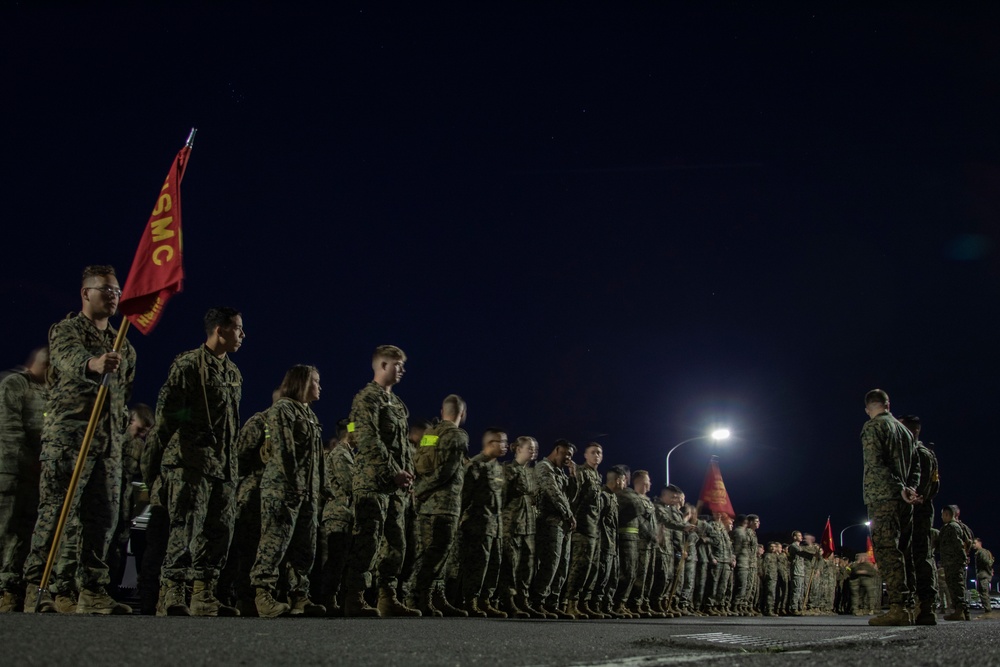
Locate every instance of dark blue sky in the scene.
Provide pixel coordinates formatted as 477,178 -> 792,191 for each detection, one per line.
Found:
4,2 -> 999,551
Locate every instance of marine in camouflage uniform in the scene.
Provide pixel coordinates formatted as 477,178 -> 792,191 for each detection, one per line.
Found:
650,486 -> 690,616
937,505 -> 971,621
745,515 -> 761,614
319,422 -> 354,615
849,554 -> 877,614
589,468 -> 623,617
458,430 -> 507,617
678,507 -> 701,614
408,403 -> 468,617
529,440 -> 576,618
107,405 -> 152,600
729,515 -> 750,614
144,309 -> 244,616
343,346 -> 418,617
973,538 -> 994,617
706,513 -> 734,615
899,415 -> 939,624
861,389 -> 919,625
564,442 -> 604,619
612,470 -> 653,616
250,366 -> 326,618
25,268 -> 136,615
0,349 -> 48,612
760,543 -> 779,615
498,436 -> 539,617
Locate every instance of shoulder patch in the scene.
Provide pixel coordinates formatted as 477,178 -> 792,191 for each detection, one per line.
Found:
420,434 -> 439,447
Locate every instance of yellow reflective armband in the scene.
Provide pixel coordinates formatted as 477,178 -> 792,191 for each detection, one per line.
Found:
347,422 -> 356,433
420,435 -> 439,447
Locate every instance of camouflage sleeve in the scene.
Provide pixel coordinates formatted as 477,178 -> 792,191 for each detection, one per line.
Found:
537,463 -> 572,522
350,390 -> 391,472
418,428 -> 467,500
49,318 -> 99,382
0,375 -> 27,469
329,448 -> 353,502
143,358 -> 193,482
236,413 -> 267,475
266,405 -> 300,491
861,420 -> 905,496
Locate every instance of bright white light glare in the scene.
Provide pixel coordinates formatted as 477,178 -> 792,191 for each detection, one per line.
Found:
711,428 -> 731,440
865,521 -> 871,526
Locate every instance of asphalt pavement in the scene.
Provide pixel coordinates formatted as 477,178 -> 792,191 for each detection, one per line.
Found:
1,612 -> 998,666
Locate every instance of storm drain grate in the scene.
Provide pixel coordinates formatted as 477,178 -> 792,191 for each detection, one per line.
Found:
672,632 -> 800,650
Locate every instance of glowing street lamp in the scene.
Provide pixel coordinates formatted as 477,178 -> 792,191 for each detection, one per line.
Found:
665,428 -> 731,487
839,521 -> 871,546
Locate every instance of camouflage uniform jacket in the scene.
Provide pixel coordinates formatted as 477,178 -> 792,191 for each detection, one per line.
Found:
616,487 -> 654,542
260,398 -> 323,501
939,521 -> 971,563
731,526 -> 749,566
230,411 -> 268,509
147,346 -> 242,481
788,541 -> 820,576
461,453 -> 503,537
597,487 -> 619,552
974,547 -> 994,575
652,500 -> 687,555
707,521 -> 732,562
913,441 -> 939,502
0,370 -> 47,477
412,420 -> 467,516
861,411 -> 919,505
535,458 -> 573,526
849,561 -> 875,579
43,313 -> 135,460
349,382 -> 412,495
502,461 -> 537,536
322,443 -> 355,529
761,552 -> 778,579
569,465 -> 603,538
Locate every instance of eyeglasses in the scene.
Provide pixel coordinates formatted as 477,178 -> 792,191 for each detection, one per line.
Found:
85,286 -> 123,298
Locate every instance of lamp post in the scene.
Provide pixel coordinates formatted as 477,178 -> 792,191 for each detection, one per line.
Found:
839,521 -> 871,546
665,428 -> 731,487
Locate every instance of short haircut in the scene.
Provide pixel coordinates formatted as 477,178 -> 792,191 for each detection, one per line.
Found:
81,265 -> 116,284
665,484 -> 683,495
735,514 -> 747,525
442,394 -> 466,418
410,418 -> 432,431
278,365 -> 319,402
606,469 -> 619,482
552,439 -> 576,455
942,504 -> 958,516
484,428 -> 506,441
633,469 -> 650,482
791,530 -> 802,539
612,464 -> 631,479
204,307 -> 241,336
899,414 -> 921,426
336,418 -> 351,439
372,345 -> 406,365
130,403 -> 154,426
865,388 -> 889,406
747,514 -> 759,522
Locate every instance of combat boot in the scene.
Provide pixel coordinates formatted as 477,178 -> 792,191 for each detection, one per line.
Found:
613,602 -> 635,618
162,582 -> 190,616
24,585 -> 57,613
0,590 -> 23,612
417,590 -> 443,618
377,587 -> 421,617
600,599 -> 622,618
641,601 -> 665,618
462,597 -> 488,618
77,587 -> 132,615
564,599 -> 586,620
191,580 -> 240,617
479,597 -> 508,618
869,603 -> 912,626
914,600 -> 937,626
516,593 -> 547,619
54,592 -> 78,613
344,590 -> 379,618
499,595 -> 529,619
432,589 -> 468,617
255,587 -> 290,619
581,599 -> 605,619
289,592 -> 326,617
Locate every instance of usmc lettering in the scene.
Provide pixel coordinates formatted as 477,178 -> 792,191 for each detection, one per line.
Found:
150,181 -> 177,266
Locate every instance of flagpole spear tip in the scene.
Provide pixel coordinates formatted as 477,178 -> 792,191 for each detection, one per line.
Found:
185,128 -> 198,148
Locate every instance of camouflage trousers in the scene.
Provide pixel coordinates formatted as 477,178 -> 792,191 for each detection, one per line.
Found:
630,542 -> 654,605
23,449 -> 120,593
650,548 -> 674,605
941,556 -> 968,612
868,499 -> 912,605
976,570 -> 992,612
459,524 -> 501,601
497,533 -> 535,600
789,573 -> 805,611
564,533 -> 599,601
588,541 -> 617,605
345,490 -> 409,593
221,472 -> 261,605
0,472 -> 39,593
250,488 -> 318,595
318,522 -> 352,605
160,467 -> 235,586
760,575 -> 777,613
850,577 -> 876,612
707,561 -> 731,608
732,564 -> 751,608
678,556 -> 697,607
908,502 -> 937,606
530,520 -> 569,606
409,513 -> 459,594
613,538 -> 638,605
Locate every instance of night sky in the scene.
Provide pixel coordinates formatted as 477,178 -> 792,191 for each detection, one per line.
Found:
5,3 -> 999,553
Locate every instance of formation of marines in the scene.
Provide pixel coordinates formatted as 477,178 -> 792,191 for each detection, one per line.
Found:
0,266 -> 994,623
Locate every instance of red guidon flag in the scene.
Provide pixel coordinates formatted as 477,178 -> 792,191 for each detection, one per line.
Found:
698,456 -> 734,517
821,517 -> 835,556
119,130 -> 196,334
866,535 -> 876,565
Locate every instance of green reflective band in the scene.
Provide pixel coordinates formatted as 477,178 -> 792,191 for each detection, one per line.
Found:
420,435 -> 439,447
620,527 -> 640,535
347,422 -> 356,433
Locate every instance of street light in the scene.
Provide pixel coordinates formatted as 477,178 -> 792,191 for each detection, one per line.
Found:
665,428 -> 731,486
839,521 -> 871,546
